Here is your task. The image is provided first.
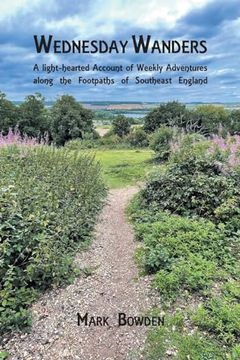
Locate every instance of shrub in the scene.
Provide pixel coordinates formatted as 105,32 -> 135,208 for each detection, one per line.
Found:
127,127 -> 149,147
65,138 -> 97,150
99,134 -> 131,149
112,115 -> 131,137
208,134 -> 240,173
0,145 -> 106,334
65,131 -> 100,150
169,132 -> 206,158
140,150 -> 240,221
129,132 -> 240,357
149,126 -> 178,161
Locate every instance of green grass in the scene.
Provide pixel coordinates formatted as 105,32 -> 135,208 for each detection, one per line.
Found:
146,313 -> 226,360
94,149 -> 154,188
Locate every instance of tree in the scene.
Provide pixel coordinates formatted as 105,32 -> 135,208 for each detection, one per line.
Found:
112,115 -> 131,137
144,101 -> 187,133
0,92 -> 17,134
18,93 -> 50,138
50,95 -> 94,146
192,105 -> 230,135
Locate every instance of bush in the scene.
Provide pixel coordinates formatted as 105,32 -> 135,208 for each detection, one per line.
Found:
65,138 -> 97,150
0,145 -> 106,334
169,132 -> 206,158
127,127 -> 149,147
65,131 -> 100,150
99,134 -> 133,149
149,126 -> 178,161
140,150 -> 240,221
112,115 -> 131,137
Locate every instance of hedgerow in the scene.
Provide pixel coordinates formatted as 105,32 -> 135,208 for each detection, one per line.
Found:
0,145 -> 106,334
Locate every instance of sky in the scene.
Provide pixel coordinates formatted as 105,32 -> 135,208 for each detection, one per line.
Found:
0,0 -> 239,102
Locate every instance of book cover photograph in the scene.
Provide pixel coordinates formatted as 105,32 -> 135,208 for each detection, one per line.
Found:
0,0 -> 240,359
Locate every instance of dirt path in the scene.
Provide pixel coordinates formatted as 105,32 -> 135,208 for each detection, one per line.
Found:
4,187 -> 158,360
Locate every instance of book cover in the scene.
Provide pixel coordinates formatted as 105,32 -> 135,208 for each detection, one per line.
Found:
0,1 -> 239,359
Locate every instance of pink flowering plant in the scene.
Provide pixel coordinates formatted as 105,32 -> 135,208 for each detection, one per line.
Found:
208,134 -> 240,174
0,128 -> 47,148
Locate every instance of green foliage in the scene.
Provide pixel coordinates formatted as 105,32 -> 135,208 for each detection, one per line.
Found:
65,138 -> 97,150
149,126 -> 178,161
0,92 -> 17,134
18,93 -> 50,138
130,211 -> 229,299
154,255 -> 218,301
65,129 -> 149,151
193,105 -> 230,134
144,101 -> 187,133
129,133 -> 240,358
0,351 -> 9,360
100,134 -> 125,148
127,127 -> 149,147
65,131 -> 100,150
192,295 -> 240,345
0,146 -> 106,334
140,151 -> 240,221
231,344 -> 240,359
146,313 -> 225,360
229,109 -> 240,134
50,95 -> 94,146
112,115 -> 131,137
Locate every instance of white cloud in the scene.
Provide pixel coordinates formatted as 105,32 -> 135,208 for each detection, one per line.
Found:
93,0 -> 210,28
0,0 -> 42,21
37,0 -> 212,36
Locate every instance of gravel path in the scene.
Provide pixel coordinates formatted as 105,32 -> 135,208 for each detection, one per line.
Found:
3,187 -> 158,360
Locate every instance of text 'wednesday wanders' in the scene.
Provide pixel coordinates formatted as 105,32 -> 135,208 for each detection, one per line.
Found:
34,35 -> 207,54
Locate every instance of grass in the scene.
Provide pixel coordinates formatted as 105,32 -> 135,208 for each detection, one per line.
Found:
146,313 -> 226,360
94,149 -> 154,188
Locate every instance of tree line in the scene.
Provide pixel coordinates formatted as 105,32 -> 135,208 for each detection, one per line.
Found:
1,92 -> 239,147
0,92 -> 94,146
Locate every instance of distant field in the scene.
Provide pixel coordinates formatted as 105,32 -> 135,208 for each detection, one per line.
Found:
95,124 -> 143,137
95,126 -> 110,137
94,149 -> 154,188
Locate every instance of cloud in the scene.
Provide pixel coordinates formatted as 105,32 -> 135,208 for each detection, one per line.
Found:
0,0 -> 239,102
